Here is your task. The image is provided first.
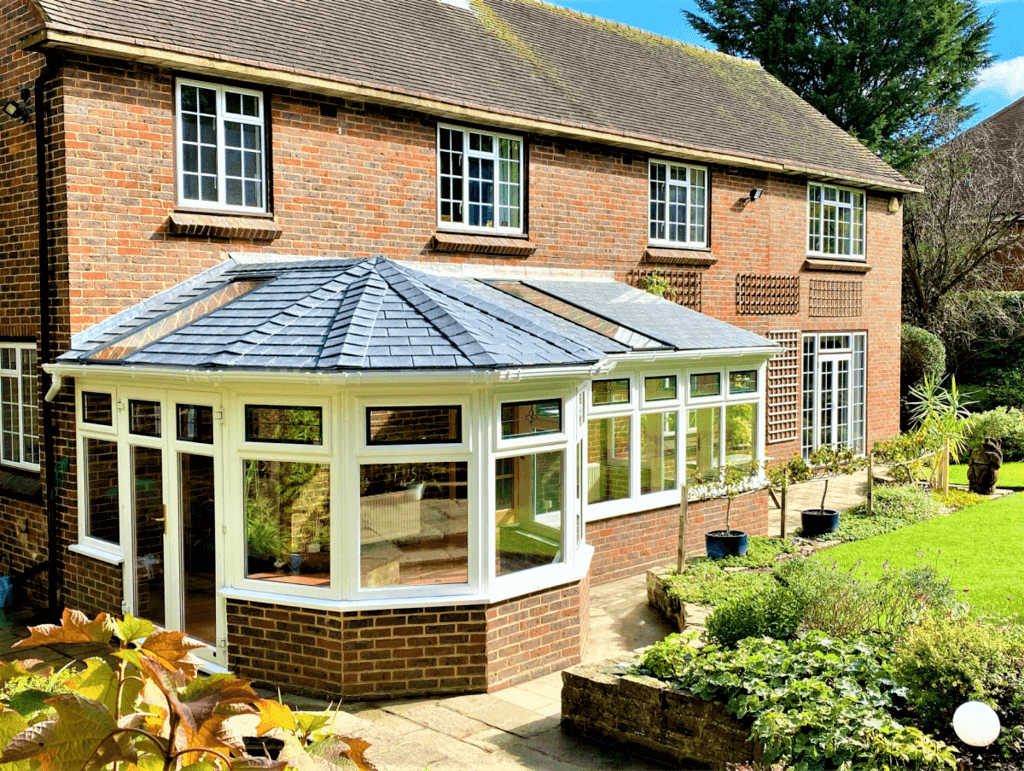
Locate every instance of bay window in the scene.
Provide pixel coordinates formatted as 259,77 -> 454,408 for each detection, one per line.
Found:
438,124 -> 523,233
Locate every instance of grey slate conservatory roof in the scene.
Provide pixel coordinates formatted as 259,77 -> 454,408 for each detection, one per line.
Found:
59,257 -> 775,372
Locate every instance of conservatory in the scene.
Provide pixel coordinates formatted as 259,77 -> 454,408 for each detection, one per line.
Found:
48,255 -> 776,695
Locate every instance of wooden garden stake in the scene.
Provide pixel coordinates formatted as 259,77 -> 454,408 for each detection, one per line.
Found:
780,468 -> 788,539
677,483 -> 688,572
867,451 -> 874,517
942,437 -> 950,495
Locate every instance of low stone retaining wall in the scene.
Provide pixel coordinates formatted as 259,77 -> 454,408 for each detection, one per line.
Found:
562,661 -> 763,770
646,565 -> 686,632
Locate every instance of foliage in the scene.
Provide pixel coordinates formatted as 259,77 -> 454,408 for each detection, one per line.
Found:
638,632 -> 956,770
664,561 -> 776,607
903,116 -> 1024,343
894,614 -> 1024,761
902,325 -> 946,428
704,584 -> 806,647
872,430 -> 940,484
807,444 -> 865,513
711,535 -> 796,569
691,461 -> 763,533
965,406 -> 1024,461
684,0 -> 992,169
816,484 -> 946,542
765,455 -> 813,491
245,505 -> 287,561
984,366 -> 1024,412
635,271 -> 675,300
0,609 -> 337,771
932,488 -> 988,511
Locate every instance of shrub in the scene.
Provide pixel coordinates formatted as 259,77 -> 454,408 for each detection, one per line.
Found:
711,535 -> 796,569
902,325 -> 946,428
638,632 -> 956,770
894,614 -> 1024,761
816,484 -> 945,542
704,584 -> 806,647
933,488 -> 988,511
965,406 -> 1024,461
665,561 -> 775,607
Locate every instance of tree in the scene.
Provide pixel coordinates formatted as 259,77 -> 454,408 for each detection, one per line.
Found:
684,0 -> 993,168
902,119 -> 1024,370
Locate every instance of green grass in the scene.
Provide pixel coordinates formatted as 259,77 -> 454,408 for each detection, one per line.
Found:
817,494 -> 1024,622
948,461 -> 1024,487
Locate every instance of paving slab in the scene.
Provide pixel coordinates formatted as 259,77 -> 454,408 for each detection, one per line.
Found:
383,701 -> 491,739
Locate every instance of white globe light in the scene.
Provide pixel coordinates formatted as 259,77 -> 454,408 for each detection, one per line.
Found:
953,701 -> 1001,747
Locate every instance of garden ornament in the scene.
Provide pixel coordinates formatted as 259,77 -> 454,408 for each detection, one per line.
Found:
967,438 -> 1002,495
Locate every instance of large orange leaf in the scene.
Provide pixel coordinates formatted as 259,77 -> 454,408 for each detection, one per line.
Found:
12,609 -> 114,649
140,631 -> 205,678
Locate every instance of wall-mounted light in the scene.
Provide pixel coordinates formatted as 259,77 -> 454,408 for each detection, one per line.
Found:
3,88 -> 33,123
744,188 -> 763,203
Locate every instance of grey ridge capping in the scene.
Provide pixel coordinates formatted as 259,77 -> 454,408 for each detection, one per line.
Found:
58,257 -> 776,372
28,0 -> 913,192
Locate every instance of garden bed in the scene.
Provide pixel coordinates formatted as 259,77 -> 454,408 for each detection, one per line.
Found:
561,661 -> 763,771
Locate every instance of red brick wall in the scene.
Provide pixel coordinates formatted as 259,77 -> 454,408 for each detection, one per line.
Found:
588,489 -> 770,584
62,552 -> 122,618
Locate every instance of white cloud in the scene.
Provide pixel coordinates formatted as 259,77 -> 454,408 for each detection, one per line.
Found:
975,57 -> 1024,98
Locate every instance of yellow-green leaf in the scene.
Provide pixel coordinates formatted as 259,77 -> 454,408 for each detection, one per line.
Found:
0,660 -> 48,687
295,713 -> 329,737
0,708 -> 31,771
116,615 -> 155,646
254,699 -> 296,736
66,659 -> 118,715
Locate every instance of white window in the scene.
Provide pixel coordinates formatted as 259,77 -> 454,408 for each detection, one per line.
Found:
1,343 -> 40,471
176,80 -> 266,212
437,124 -> 523,234
801,332 -> 867,458
807,183 -> 865,258
649,160 -> 708,247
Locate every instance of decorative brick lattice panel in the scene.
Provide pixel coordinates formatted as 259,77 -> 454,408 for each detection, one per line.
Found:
627,269 -> 701,311
809,280 -> 863,317
736,275 -> 800,315
766,330 -> 800,444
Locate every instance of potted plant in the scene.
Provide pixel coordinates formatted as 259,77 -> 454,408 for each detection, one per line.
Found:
801,444 -> 865,537
245,504 -> 286,575
700,461 -> 762,559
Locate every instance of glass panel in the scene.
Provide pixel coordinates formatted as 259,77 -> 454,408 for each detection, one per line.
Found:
85,438 -> 120,544
244,406 -> 323,445
20,349 -> 39,465
366,406 -> 461,445
82,392 -> 113,425
586,416 -> 630,504
90,280 -> 264,361
132,445 -> 164,627
725,403 -> 756,466
129,400 -> 161,437
644,375 -> 676,402
181,453 -> 216,643
820,360 -> 834,447
490,282 -> 663,349
1,375 -> 16,462
592,379 -> 630,406
729,370 -> 758,394
802,335 -> 816,459
177,404 -> 214,444
245,460 -> 330,586
576,439 -> 584,545
689,372 -> 721,398
641,411 -> 677,494
495,451 -> 563,576
837,360 -> 850,447
360,462 -> 469,587
852,335 -> 866,453
500,399 -> 561,439
686,406 -> 721,483
224,91 -> 241,114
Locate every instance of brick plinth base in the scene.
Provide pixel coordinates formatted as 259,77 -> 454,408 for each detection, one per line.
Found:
226,577 -> 588,701
588,489 -> 770,584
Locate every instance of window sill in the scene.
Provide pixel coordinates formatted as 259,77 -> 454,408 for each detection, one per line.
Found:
802,258 -> 871,274
432,232 -> 537,258
167,212 -> 282,241
68,543 -> 124,566
644,246 -> 717,268
0,467 -> 42,503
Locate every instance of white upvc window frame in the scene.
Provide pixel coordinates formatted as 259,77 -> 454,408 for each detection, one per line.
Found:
0,342 -> 40,471
800,332 -> 868,459
686,368 -> 726,403
638,375 -> 682,508
436,123 -> 524,235
807,182 -> 866,260
648,159 -> 709,248
175,78 -> 268,214
74,384 -> 124,561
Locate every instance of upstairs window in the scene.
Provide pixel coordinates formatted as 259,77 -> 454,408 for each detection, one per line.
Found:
176,80 -> 266,212
1,343 -> 39,470
438,125 -> 523,234
649,160 -> 707,247
808,183 -> 865,258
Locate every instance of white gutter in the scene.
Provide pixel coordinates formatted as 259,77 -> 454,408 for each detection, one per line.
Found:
43,372 -> 63,402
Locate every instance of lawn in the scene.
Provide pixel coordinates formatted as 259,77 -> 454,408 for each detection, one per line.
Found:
817,493 -> 1024,622
948,461 -> 1024,487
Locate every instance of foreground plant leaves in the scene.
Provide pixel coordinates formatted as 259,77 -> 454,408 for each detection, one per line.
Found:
0,708 -> 31,771
0,693 -> 118,769
140,631 -> 205,678
12,609 -> 114,649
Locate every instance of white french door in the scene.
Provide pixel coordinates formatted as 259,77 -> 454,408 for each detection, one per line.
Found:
801,333 -> 866,459
123,391 -> 225,666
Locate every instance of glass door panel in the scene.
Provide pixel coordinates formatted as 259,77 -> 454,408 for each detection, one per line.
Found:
132,445 -> 165,627
819,360 -> 834,448
181,452 -> 217,644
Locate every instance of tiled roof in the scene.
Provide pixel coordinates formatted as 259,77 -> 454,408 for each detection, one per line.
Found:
60,257 -> 775,372
31,0 -> 911,191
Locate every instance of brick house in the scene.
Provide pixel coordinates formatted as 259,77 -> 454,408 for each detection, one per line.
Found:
0,0 -> 915,699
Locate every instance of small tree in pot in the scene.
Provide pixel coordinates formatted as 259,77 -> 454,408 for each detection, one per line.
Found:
698,461 -> 763,559
801,444 -> 866,537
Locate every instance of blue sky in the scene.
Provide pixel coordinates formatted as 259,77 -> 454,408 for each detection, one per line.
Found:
554,0 -> 1024,127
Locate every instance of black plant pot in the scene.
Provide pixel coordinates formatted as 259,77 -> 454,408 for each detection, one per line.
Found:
801,508 -> 840,537
705,530 -> 748,560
